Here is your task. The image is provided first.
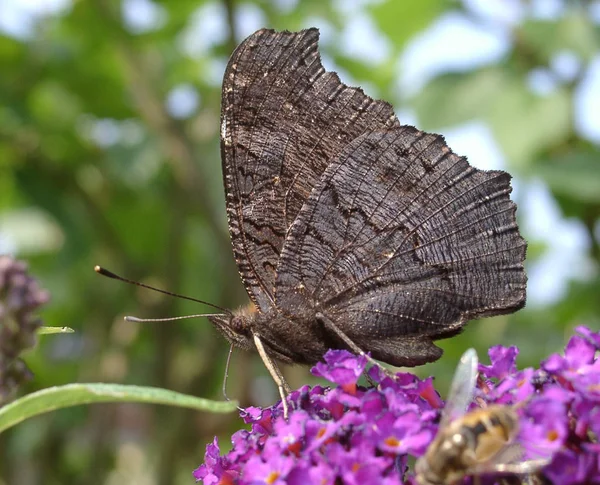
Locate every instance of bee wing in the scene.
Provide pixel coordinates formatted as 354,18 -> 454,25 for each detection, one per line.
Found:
490,442 -> 524,465
468,443 -> 549,478
440,348 -> 479,427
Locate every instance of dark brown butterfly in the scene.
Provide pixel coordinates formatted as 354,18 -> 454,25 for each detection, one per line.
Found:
98,28 -> 526,416
205,28 -> 526,411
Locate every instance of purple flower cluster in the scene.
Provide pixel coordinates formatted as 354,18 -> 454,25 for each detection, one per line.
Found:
195,327 -> 600,485
0,255 -> 50,404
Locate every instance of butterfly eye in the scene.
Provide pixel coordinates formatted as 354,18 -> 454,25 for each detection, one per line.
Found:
231,316 -> 249,335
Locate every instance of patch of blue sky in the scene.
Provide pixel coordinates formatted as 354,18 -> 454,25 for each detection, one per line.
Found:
121,0 -> 166,34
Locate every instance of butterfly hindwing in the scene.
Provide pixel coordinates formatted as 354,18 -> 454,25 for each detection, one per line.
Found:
275,128 -> 526,365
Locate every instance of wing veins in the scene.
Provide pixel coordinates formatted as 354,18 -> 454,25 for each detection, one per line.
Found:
311,129 -> 429,300
322,225 -> 523,311
312,140 -> 466,304
227,31 -> 318,305
284,79 -> 361,230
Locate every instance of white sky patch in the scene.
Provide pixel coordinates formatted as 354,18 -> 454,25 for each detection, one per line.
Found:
339,15 -> 391,66
0,208 -> 64,255
550,50 -> 582,83
234,3 -> 267,41
439,121 -> 506,171
178,2 -> 228,58
462,0 -> 524,26
574,56 -> 600,143
0,0 -> 70,38
396,109 -> 419,128
527,68 -> 559,96
0,232 -> 16,256
304,16 -> 336,47
529,0 -> 565,20
204,56 -> 229,87
89,119 -> 121,148
271,0 -> 299,14
399,12 -> 509,96
166,84 -> 200,119
590,1 -> 600,23
521,180 -> 593,307
121,0 -> 166,34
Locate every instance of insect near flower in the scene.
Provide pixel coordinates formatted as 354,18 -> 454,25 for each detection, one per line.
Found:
97,27 -> 528,419
415,349 -> 548,485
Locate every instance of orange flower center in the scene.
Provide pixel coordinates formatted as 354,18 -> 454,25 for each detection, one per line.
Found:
384,436 -> 401,447
266,471 -> 280,484
342,383 -> 357,395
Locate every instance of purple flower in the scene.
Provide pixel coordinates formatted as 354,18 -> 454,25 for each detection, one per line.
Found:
311,350 -> 367,393
243,454 -> 296,484
478,345 -> 518,379
0,255 -> 50,404
194,438 -> 239,485
576,326 -> 600,350
373,411 -> 432,455
545,449 -> 597,485
520,392 -> 569,456
195,327 -> 600,485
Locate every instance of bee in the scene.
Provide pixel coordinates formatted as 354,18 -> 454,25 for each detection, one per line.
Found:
415,349 -> 548,485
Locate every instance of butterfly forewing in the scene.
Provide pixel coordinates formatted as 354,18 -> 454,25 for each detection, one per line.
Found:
221,28 -> 399,310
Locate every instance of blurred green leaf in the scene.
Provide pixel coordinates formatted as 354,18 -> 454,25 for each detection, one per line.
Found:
0,384 -> 238,434
412,69 -> 507,128
519,11 -> 598,62
412,68 -> 572,166
369,0 -> 445,51
534,151 -> 600,203
488,85 -> 571,167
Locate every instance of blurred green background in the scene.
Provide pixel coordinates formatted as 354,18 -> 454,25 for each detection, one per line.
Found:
1,0 -> 599,484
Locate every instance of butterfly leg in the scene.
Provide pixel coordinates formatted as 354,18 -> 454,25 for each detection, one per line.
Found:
316,312 -> 396,379
222,344 -> 244,413
253,333 -> 291,418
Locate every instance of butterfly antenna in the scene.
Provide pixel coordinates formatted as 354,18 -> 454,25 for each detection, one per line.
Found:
125,314 -> 227,323
94,265 -> 232,315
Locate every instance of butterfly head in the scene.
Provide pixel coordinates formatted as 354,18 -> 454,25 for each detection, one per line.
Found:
207,304 -> 256,351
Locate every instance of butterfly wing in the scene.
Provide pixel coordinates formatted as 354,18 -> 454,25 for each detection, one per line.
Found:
221,29 -> 398,310
275,128 -> 526,365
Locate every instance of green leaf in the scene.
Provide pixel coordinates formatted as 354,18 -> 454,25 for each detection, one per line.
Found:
0,384 -> 238,434
534,151 -> 600,203
519,12 -> 599,62
38,326 -> 75,334
487,84 -> 571,167
411,69 -> 507,129
411,68 -> 572,166
369,0 -> 446,50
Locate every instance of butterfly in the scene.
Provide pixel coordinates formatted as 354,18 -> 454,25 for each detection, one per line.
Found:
202,27 -> 527,414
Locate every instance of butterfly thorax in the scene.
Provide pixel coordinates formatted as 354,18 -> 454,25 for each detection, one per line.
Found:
208,303 -> 337,365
